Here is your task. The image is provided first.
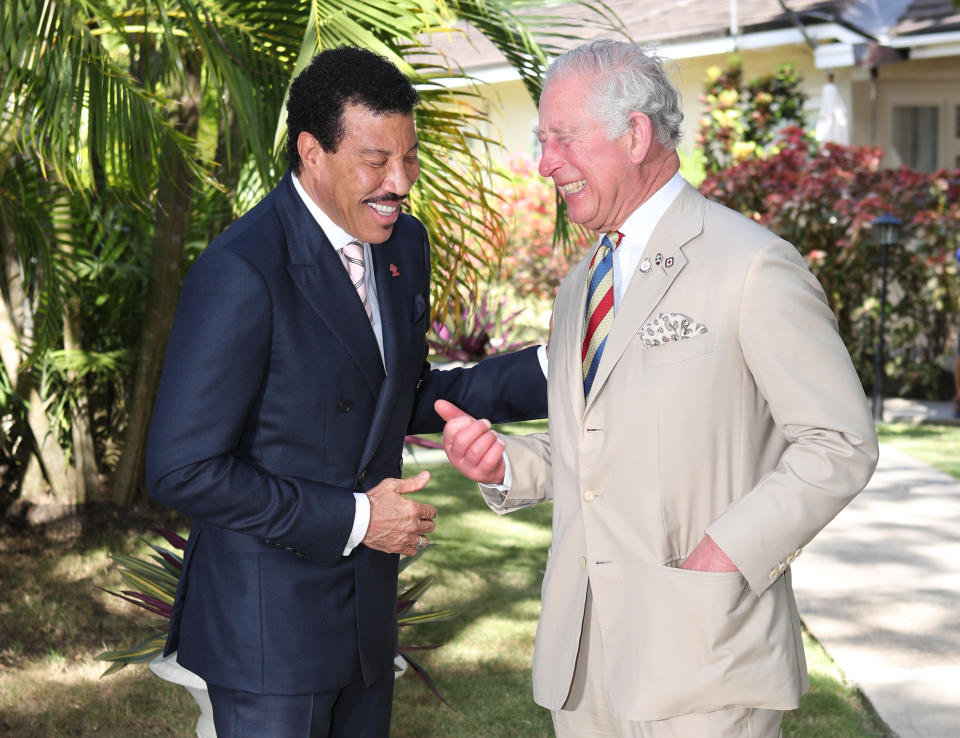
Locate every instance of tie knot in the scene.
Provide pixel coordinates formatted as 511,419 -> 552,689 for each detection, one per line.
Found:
602,231 -> 624,250
343,239 -> 364,258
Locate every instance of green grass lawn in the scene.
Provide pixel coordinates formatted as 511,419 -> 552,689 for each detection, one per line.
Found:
0,419 -> 897,736
877,422 -> 960,480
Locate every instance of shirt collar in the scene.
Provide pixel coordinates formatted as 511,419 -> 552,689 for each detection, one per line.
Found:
291,172 -> 358,251
613,172 -> 686,253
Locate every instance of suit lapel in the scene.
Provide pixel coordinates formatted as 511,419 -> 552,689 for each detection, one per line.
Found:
276,174 -> 384,396
357,243 -> 411,468
557,250 -> 594,427
584,184 -> 705,412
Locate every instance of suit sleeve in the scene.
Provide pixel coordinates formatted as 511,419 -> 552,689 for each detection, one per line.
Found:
405,221 -> 548,434
476,432 -> 553,513
705,239 -> 879,596
145,248 -> 356,565
408,346 -> 548,433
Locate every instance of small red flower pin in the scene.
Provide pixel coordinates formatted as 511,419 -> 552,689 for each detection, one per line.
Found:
389,264 -> 400,277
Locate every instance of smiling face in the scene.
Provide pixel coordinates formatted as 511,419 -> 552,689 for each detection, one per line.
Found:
536,72 -> 646,233
298,103 -> 420,244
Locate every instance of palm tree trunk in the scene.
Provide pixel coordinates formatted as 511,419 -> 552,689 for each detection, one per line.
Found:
110,75 -> 200,507
50,192 -> 101,503
0,228 -> 76,505
63,302 -> 100,501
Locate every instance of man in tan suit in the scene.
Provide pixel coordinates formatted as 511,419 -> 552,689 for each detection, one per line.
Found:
434,40 -> 878,737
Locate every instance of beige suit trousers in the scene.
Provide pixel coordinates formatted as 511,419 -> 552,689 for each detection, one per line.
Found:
552,586 -> 784,738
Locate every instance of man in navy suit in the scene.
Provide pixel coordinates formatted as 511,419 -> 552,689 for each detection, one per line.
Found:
146,47 -> 547,737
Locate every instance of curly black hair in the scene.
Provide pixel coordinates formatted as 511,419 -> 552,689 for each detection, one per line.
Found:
285,47 -> 420,172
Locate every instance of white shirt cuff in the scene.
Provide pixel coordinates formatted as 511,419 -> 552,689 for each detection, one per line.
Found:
537,344 -> 549,378
479,451 -> 512,498
343,492 -> 370,556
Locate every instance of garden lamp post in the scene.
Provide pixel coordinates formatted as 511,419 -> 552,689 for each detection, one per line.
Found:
872,212 -> 902,422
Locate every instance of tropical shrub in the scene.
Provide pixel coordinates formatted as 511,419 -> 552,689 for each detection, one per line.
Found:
426,154 -> 589,361
700,128 -> 960,399
697,56 -> 808,174
428,292 -> 531,363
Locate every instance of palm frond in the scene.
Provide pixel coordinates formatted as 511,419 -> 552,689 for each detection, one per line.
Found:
398,650 -> 456,709
399,607 -> 456,626
96,632 -> 168,676
1,0 -> 208,201
398,574 -> 434,606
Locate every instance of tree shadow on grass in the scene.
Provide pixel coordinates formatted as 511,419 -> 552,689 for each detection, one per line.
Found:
0,504 -> 191,666
0,660 -> 197,738
392,658 -> 551,738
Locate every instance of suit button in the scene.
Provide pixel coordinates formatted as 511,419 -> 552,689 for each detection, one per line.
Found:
358,469 -> 368,484
769,567 -> 779,580
338,399 -> 353,413
583,490 -> 596,502
579,556 -> 587,569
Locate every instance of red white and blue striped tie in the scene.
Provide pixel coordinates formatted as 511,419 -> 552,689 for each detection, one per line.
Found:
582,232 -> 621,397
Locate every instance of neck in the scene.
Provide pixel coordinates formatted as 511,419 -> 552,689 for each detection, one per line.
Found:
636,148 -> 681,203
603,148 -> 680,233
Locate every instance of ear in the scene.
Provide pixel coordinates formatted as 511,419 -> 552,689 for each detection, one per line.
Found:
297,131 -> 324,171
626,112 -> 653,165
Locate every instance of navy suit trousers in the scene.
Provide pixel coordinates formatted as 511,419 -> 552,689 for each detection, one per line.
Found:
208,666 -> 393,738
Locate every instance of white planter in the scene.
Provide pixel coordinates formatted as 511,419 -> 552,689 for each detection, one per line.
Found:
149,649 -> 407,737
149,651 -> 216,738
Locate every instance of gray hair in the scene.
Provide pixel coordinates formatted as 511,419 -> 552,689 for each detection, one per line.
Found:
543,40 -> 683,148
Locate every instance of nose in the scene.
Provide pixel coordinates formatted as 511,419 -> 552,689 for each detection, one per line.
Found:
538,140 -> 560,179
384,157 -> 418,196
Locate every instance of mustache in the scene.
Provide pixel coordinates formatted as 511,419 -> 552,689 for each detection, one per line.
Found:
365,193 -> 406,204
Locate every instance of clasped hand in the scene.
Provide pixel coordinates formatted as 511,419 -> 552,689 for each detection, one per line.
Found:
362,471 -> 436,557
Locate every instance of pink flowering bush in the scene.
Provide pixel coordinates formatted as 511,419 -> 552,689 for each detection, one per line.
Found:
427,154 -> 588,360
701,128 -> 960,398
493,154 -> 590,302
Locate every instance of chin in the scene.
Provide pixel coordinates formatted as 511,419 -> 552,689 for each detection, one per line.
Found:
365,226 -> 395,245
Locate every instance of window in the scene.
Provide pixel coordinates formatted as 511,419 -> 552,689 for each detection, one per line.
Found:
892,105 -> 939,172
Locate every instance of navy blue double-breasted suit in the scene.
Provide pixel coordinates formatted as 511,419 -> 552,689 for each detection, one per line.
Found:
145,172 -> 546,696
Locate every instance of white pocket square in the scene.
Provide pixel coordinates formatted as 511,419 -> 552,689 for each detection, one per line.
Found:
639,312 -> 708,347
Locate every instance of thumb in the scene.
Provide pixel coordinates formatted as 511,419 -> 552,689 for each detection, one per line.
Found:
434,399 -> 470,423
397,470 -> 431,494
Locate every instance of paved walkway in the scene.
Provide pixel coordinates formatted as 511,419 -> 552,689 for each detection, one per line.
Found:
793,399 -> 960,738
881,397 -> 960,426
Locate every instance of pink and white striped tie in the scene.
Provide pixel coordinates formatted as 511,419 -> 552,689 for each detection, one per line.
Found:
342,239 -> 373,324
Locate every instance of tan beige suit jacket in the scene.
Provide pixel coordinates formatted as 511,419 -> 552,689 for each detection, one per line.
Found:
483,183 -> 878,721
